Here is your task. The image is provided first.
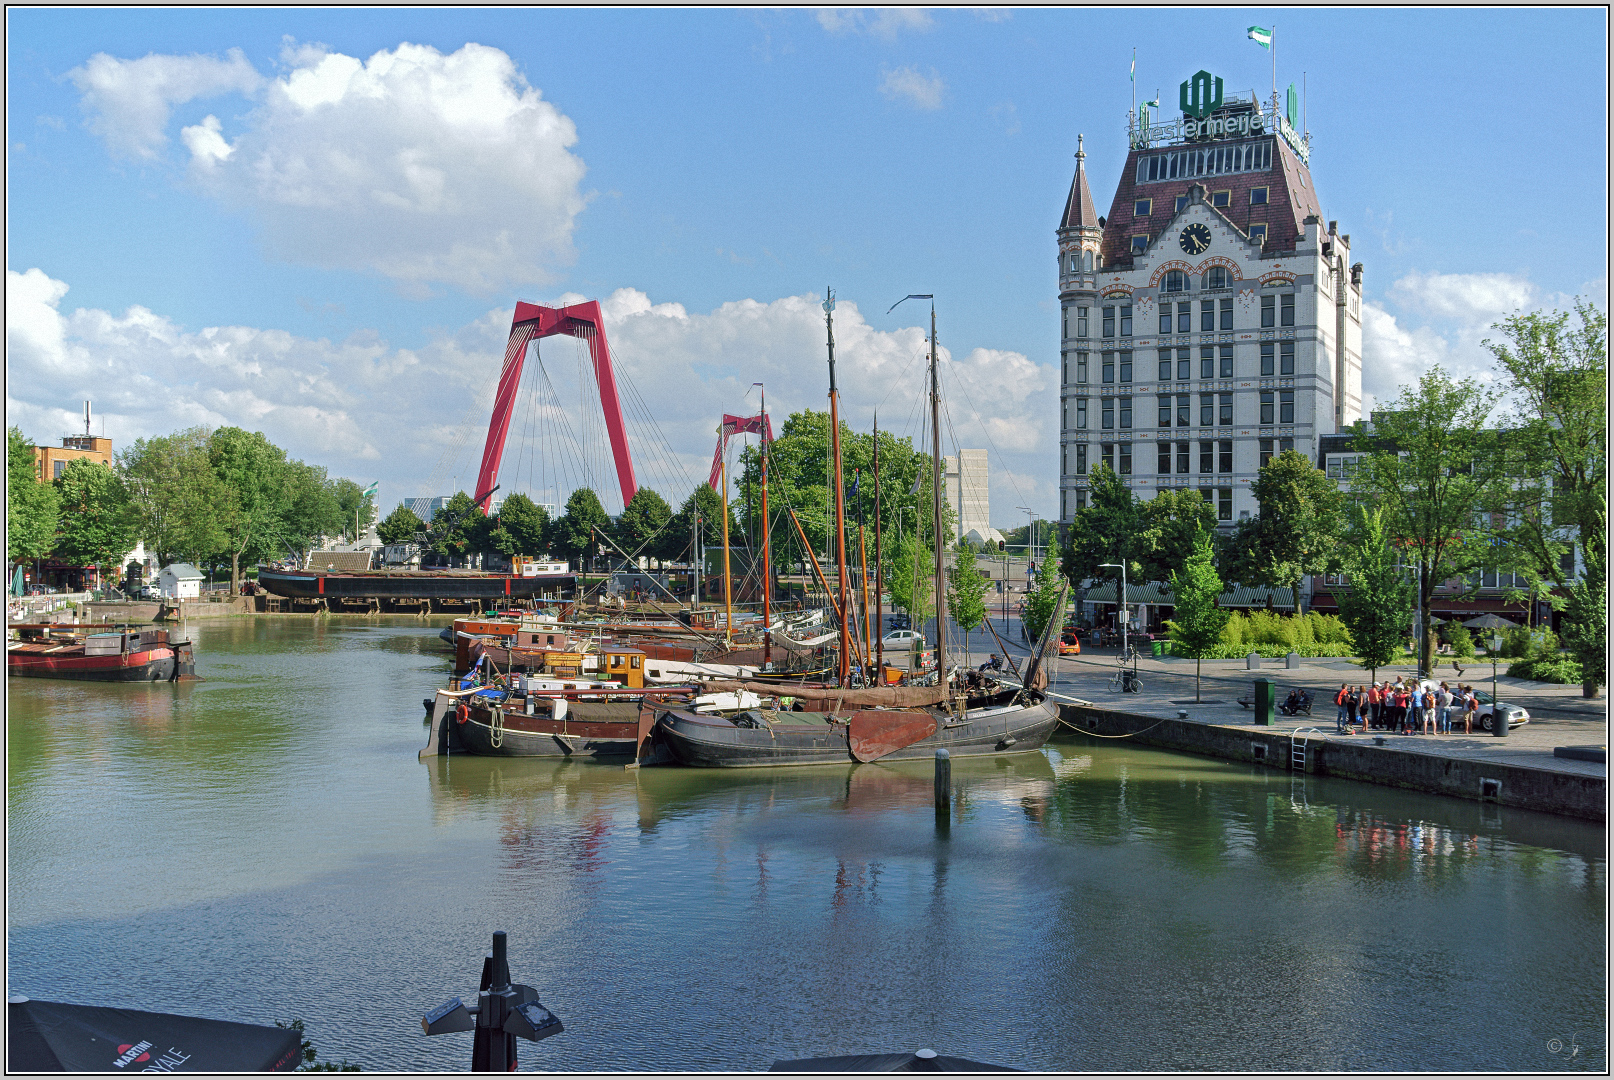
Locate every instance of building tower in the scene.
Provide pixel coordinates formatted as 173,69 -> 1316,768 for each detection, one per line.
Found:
1057,72 -> 1364,530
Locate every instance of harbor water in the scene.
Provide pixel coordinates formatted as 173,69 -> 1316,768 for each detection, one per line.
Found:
7,616 -> 1606,1071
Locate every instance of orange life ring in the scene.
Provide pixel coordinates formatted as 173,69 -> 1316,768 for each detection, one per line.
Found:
456,702 -> 469,725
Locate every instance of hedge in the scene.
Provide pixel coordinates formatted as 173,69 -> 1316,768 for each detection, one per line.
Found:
1165,641 -> 1356,660
1505,657 -> 1584,685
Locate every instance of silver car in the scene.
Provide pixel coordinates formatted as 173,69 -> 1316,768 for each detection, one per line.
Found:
1421,681 -> 1528,731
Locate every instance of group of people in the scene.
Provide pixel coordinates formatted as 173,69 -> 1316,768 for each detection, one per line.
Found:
1334,678 -> 1484,736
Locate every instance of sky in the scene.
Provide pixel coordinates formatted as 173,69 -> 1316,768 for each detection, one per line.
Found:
7,7 -> 1608,525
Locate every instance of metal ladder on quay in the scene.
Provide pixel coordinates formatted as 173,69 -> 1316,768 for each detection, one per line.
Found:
1290,727 -> 1322,773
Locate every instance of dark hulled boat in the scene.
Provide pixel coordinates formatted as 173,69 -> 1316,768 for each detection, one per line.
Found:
7,625 -> 197,682
257,566 -> 577,602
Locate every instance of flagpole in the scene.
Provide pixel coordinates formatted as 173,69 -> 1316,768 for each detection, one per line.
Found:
1272,24 -> 1277,109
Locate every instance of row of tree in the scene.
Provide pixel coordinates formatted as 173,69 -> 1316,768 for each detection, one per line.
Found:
1062,302 -> 1606,692
7,425 -> 375,593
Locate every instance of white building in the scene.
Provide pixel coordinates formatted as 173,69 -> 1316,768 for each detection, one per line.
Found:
943,450 -> 992,543
1057,76 -> 1364,527
158,563 -> 204,599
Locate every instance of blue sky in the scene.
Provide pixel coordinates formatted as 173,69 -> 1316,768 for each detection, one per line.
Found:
7,7 -> 1607,523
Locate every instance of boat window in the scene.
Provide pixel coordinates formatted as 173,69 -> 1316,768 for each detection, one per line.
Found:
631,656 -> 641,668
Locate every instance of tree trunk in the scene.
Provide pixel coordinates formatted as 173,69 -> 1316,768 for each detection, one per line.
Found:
231,551 -> 241,596
1585,679 -> 1601,699
1196,656 -> 1202,702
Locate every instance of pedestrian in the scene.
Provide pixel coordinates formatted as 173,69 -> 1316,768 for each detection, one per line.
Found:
1404,685 -> 1419,735
1463,685 -> 1478,735
1437,682 -> 1453,734
1367,682 -> 1382,730
1335,683 -> 1349,731
1422,685 -> 1436,735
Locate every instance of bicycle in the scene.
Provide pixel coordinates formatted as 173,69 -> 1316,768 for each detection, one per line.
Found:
1107,668 -> 1142,694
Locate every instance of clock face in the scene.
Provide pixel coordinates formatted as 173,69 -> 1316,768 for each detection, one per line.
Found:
1180,223 -> 1212,255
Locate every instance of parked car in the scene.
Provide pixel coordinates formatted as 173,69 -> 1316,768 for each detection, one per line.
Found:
1058,632 -> 1081,656
1419,681 -> 1528,731
881,629 -> 925,649
140,584 -> 163,600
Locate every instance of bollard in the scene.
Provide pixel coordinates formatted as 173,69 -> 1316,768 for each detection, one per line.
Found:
1246,651 -> 1261,670
934,748 -> 951,815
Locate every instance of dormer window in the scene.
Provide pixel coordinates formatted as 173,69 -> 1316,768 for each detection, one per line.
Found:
1130,235 -> 1148,256
1175,195 -> 1190,213
1211,190 -> 1231,208
1134,198 -> 1152,217
1163,270 -> 1188,292
1248,224 -> 1267,245
1250,187 -> 1269,206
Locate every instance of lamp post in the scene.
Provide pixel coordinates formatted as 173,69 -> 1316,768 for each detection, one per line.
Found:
1100,562 -> 1128,662
1491,633 -> 1501,715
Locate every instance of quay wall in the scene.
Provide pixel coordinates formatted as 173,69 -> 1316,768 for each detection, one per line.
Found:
1060,704 -> 1605,823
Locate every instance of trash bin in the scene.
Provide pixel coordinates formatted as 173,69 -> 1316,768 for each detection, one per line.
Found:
1253,678 -> 1276,726
1493,705 -> 1509,738
1152,640 -> 1169,657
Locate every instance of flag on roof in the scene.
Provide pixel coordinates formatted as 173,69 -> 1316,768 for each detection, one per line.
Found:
1129,49 -> 1135,81
1247,25 -> 1272,49
362,481 -> 379,499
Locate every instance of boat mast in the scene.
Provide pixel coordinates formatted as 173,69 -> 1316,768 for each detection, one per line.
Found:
825,288 -> 852,689
929,302 -> 946,685
873,413 -> 883,677
721,453 -> 733,649
759,383 -> 772,667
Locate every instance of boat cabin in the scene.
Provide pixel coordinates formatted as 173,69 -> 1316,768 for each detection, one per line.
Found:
601,648 -> 645,689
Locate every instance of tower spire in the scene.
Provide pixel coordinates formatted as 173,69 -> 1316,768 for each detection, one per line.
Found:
1060,133 -> 1098,231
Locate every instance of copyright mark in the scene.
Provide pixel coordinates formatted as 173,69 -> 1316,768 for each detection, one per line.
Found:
1547,1039 -> 1564,1054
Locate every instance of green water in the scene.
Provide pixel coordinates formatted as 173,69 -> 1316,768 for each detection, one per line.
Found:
7,616 -> 1605,1071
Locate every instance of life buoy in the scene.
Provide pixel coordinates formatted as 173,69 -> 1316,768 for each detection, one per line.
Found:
456,702 -> 469,725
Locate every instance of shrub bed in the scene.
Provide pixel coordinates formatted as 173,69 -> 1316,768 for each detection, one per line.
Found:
1505,657 -> 1584,684
1165,641 -> 1355,660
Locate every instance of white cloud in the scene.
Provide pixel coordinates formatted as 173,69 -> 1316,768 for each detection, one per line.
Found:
879,65 -> 945,110
816,9 -> 933,37
68,48 -> 261,160
1387,271 -> 1538,323
75,41 -> 589,296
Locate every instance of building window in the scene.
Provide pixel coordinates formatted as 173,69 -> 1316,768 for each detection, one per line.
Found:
1201,301 -> 1216,332
1280,293 -> 1295,327
1260,438 -> 1274,468
1261,295 -> 1276,329
1176,441 -> 1191,473
1164,270 -> 1188,292
1119,396 -> 1132,429
1102,306 -> 1115,337
1280,341 -> 1294,375
1211,190 -> 1231,208
1201,488 -> 1216,509
1158,442 -> 1172,474
1102,352 -> 1115,383
1077,307 -> 1089,337
1134,141 -> 1273,183
1076,444 -> 1088,475
1158,394 -> 1172,427
53,460 -> 67,479
1261,341 -> 1275,375
1101,444 -> 1115,473
1279,390 -> 1294,424
1118,444 -> 1132,475
1158,351 -> 1173,381
1219,345 -> 1233,378
1219,393 -> 1233,426
1120,305 -> 1133,336
1200,393 -> 1214,427
1159,308 -> 1173,335
1119,351 -> 1133,382
1135,198 -> 1152,218
1249,223 -> 1267,244
1076,352 -> 1089,382
1220,298 -> 1233,330
1177,394 -> 1191,427
1074,489 -> 1088,511
1176,303 -> 1191,334
1101,399 -> 1114,429
1205,266 -> 1227,290
1250,187 -> 1269,206
1218,440 -> 1233,473
1131,236 -> 1148,256
1076,399 -> 1088,429
1260,390 -> 1275,425
1199,441 -> 1214,474
1279,437 -> 1294,454
1175,349 -> 1190,381
1200,346 -> 1215,379
1175,195 -> 1190,213
1218,488 -> 1233,520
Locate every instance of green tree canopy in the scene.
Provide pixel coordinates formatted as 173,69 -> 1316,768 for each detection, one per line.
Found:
616,487 -> 674,559
377,504 -> 425,546
332,479 -> 377,544
1335,505 -> 1417,683
427,491 -> 485,560
8,427 -> 59,564
669,484 -> 733,565
1165,529 -> 1230,702
548,487 -> 611,571
1135,487 -> 1219,586
117,427 -> 225,566
1351,368 -> 1508,675
1022,550 -> 1066,643
947,542 -> 991,664
53,457 -> 137,585
496,493 -> 550,557
1062,462 -> 1143,591
1234,449 -> 1347,609
887,533 -> 936,627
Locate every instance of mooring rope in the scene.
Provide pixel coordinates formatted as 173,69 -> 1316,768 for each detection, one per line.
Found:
1055,714 -> 1176,739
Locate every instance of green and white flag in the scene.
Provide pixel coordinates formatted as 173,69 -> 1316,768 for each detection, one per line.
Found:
1247,25 -> 1272,49
362,481 -> 379,500
1129,50 -> 1135,81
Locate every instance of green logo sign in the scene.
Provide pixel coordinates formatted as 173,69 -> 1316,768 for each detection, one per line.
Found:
1179,70 -> 1224,118
1286,83 -> 1300,129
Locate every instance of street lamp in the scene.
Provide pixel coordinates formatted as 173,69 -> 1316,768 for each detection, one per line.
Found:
1490,632 -> 1502,716
1099,562 -> 1128,663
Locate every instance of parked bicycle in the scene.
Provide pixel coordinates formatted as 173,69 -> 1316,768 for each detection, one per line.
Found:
1107,667 -> 1142,694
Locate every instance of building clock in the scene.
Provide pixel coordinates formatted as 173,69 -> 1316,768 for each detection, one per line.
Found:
1179,223 -> 1212,255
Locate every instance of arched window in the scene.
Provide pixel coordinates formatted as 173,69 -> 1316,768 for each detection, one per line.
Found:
1205,266 -> 1228,290
1164,270 -> 1189,292
1083,251 -> 1094,272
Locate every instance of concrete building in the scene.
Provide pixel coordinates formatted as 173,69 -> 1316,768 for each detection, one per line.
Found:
158,563 -> 204,600
942,449 -> 991,543
31,435 -> 113,482
1057,74 -> 1364,527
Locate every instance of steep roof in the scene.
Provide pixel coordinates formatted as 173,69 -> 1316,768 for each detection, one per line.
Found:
1060,135 -> 1100,232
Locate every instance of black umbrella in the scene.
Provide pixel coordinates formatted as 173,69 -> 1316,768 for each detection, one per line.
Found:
1463,614 -> 1519,631
770,1048 -> 1019,1072
7,994 -> 302,1073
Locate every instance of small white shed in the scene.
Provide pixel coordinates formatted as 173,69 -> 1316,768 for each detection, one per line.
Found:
158,563 -> 204,599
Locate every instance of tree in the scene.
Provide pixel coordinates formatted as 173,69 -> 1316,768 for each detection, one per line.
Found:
118,427 -> 226,566
281,461 -> 346,552
332,478 -> 377,543
496,494 -> 549,556
669,484 -> 731,568
1165,529 -> 1230,702
947,542 -> 990,665
377,504 -> 425,546
207,427 -> 293,593
1559,499 -> 1606,697
1240,449 -> 1346,610
8,427 -> 58,566
1022,549 -> 1066,643
887,533 -> 936,627
427,492 -> 484,563
53,458 -> 137,590
1335,506 -> 1416,684
616,487 -> 674,560
548,488 -> 611,573
1061,462 -> 1143,589
1135,487 -> 1218,586
1351,368 -> 1508,676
